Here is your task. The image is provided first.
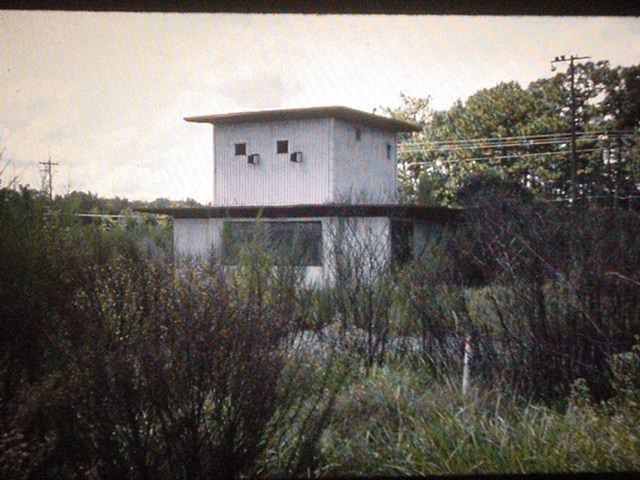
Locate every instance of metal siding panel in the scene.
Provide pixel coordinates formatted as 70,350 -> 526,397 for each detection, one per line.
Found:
174,218 -> 223,260
324,216 -> 391,277
321,216 -> 339,283
174,219 -> 212,256
214,118 -> 330,206
357,216 -> 391,263
333,119 -> 398,204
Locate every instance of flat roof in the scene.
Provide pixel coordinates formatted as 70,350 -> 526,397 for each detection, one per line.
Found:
135,204 -> 461,224
184,106 -> 422,133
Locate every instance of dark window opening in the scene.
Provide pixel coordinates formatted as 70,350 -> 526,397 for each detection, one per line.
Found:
222,220 -> 322,266
391,220 -> 414,268
355,128 -> 361,141
234,143 -> 246,156
277,140 -> 289,154
386,143 -> 392,159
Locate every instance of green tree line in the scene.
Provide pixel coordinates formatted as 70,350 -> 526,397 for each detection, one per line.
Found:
386,60 -> 640,206
59,190 -> 203,214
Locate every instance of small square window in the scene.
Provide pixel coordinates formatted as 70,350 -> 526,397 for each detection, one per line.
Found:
277,140 -> 288,154
386,143 -> 392,159
235,143 -> 246,156
355,128 -> 361,141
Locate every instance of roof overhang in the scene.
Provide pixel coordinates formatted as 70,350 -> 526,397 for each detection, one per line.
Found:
184,106 -> 421,133
135,204 -> 461,224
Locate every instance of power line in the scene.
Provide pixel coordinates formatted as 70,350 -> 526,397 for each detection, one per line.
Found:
544,194 -> 640,204
402,134 -> 630,150
400,129 -> 634,146
398,139 -> 619,156
398,130 -> 634,152
395,129 -> 636,174
402,147 -> 603,168
400,138 -> 578,153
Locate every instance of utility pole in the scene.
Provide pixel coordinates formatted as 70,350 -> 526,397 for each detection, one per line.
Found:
616,134 -> 623,210
551,54 -> 591,204
39,155 -> 59,200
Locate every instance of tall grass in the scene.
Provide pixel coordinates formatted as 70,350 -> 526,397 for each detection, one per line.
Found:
319,359 -> 640,476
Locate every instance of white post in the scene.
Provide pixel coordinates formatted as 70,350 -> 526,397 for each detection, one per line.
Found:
462,334 -> 472,396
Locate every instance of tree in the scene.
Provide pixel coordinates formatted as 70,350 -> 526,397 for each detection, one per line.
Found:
382,94 -> 438,203
389,60 -> 640,206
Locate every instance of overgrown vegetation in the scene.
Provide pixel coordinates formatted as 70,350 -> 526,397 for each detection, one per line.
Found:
2,60 -> 639,475
319,358 -> 640,476
2,179 -> 639,478
0,187 -> 350,479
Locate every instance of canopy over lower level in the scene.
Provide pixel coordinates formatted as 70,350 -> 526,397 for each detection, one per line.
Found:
135,204 -> 462,225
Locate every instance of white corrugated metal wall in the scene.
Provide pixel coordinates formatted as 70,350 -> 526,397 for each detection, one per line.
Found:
213,119 -> 331,206
212,116 -> 398,206
332,119 -> 397,204
173,218 -> 222,257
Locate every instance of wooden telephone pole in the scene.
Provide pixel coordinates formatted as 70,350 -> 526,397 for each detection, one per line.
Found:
551,54 -> 591,204
39,155 -> 59,199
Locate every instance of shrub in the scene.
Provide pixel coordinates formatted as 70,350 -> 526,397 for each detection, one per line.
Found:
440,173 -> 640,401
13,250 -> 347,478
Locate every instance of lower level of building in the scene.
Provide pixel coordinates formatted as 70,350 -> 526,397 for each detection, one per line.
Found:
138,204 -> 461,284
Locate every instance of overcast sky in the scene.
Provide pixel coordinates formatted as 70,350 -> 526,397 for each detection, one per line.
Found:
1,12 -> 639,203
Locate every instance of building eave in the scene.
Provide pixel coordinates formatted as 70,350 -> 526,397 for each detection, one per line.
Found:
135,204 -> 462,224
184,106 -> 421,133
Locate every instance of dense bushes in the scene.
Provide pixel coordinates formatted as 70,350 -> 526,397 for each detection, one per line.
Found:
2,180 -> 640,477
451,174 -> 640,401
0,188 -> 170,412
18,256 -> 341,478
389,174 -> 640,402
1,187 -> 348,478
